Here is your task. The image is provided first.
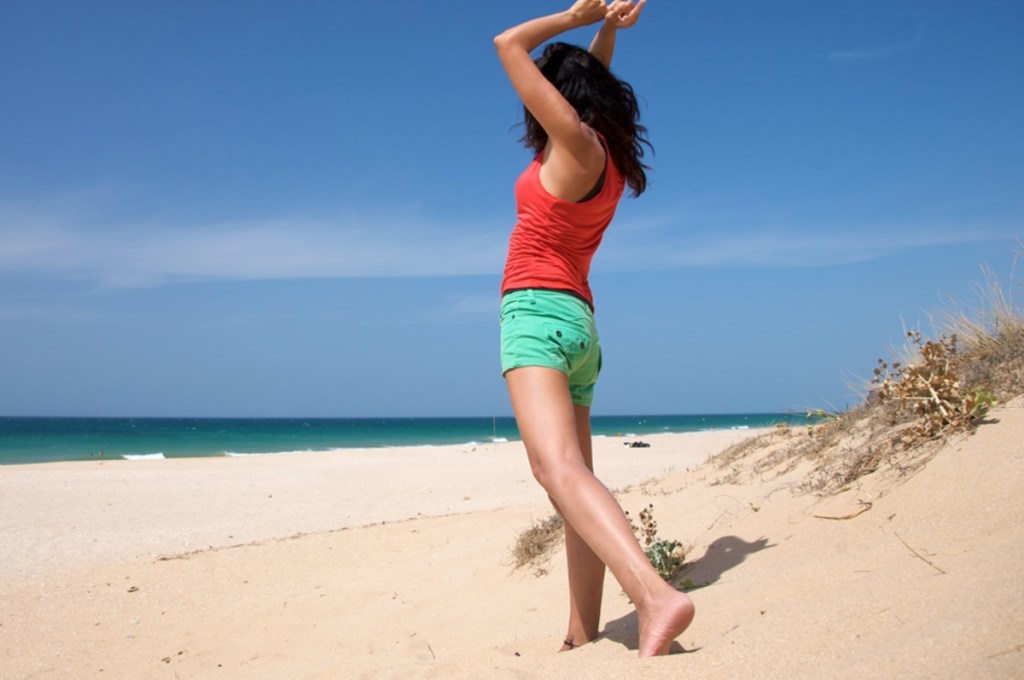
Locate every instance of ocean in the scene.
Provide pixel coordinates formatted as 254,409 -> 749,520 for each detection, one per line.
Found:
0,414 -> 805,465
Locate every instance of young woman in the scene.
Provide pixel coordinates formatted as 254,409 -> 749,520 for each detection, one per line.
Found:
495,0 -> 695,658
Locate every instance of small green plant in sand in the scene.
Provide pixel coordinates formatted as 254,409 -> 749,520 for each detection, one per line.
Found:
873,331 -> 997,446
625,504 -> 686,582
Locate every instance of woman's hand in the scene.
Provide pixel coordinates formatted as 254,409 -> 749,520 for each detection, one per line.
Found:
604,0 -> 645,29
587,0 -> 644,67
567,0 -> 611,26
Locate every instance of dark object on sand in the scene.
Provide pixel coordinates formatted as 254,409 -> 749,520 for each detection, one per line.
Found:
624,441 -> 650,448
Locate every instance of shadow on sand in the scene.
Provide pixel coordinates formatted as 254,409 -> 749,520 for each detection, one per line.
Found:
681,534 -> 774,588
600,534 -> 773,654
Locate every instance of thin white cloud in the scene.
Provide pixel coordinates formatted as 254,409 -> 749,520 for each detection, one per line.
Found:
2,193 -> 1012,289
0,200 -> 508,288
828,25 -> 927,62
599,219 -> 1011,271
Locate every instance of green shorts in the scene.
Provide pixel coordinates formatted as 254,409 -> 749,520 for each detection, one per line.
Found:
499,289 -> 602,407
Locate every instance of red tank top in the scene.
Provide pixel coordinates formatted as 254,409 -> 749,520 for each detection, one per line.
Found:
501,146 -> 626,310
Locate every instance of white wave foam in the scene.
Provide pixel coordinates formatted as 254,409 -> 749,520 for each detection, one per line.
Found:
224,449 -> 319,457
122,453 -> 166,460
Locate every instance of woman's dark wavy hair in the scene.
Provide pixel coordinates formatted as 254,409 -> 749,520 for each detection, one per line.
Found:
521,41 -> 652,197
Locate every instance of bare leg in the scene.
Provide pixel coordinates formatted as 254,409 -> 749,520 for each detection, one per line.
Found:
557,405 -> 604,650
506,367 -> 694,657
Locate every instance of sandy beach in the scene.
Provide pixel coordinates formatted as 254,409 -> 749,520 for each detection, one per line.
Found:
2,406 -> 1022,679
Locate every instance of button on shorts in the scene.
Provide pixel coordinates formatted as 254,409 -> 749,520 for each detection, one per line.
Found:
499,289 -> 602,407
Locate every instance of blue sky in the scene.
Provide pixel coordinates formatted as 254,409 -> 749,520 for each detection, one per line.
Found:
1,1 -> 1021,418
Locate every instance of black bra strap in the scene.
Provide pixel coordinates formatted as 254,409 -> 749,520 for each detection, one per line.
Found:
577,164 -> 607,202
577,136 -> 609,203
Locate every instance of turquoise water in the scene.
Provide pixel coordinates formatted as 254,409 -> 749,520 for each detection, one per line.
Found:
0,414 -> 805,465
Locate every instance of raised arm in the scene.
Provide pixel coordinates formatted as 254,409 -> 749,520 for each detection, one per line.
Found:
588,0 -> 647,68
493,0 -> 607,149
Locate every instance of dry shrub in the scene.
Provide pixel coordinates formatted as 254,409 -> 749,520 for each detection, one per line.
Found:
873,331 -> 996,446
511,513 -> 563,571
714,257 -> 1023,494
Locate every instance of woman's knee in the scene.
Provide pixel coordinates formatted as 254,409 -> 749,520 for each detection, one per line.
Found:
529,455 -> 589,497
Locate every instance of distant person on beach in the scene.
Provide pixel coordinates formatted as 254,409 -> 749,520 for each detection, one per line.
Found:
495,0 -> 694,657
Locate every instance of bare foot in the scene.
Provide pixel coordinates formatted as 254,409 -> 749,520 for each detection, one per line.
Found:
637,589 -> 695,657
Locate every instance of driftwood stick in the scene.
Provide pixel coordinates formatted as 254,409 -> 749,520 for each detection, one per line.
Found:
894,531 -> 947,575
813,501 -> 873,521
